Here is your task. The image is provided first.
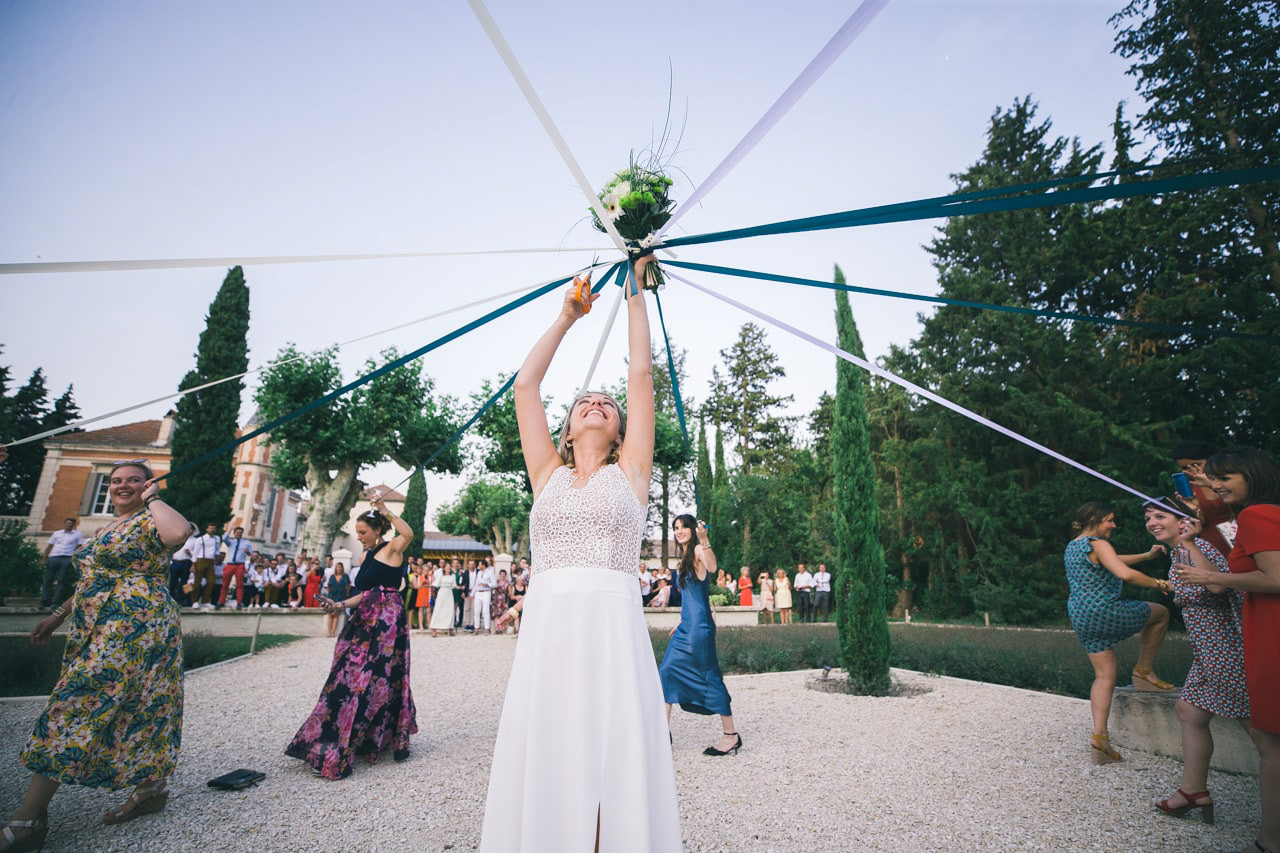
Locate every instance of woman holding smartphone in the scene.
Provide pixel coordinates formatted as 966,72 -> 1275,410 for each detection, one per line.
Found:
1176,447 -> 1280,853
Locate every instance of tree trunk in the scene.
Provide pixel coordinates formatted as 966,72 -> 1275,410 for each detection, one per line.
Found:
302,462 -> 359,557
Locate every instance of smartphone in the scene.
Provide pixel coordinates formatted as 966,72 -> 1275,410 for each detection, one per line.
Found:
1172,471 -> 1193,499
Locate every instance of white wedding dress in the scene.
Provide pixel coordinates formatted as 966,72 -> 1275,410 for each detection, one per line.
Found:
480,464 -> 682,852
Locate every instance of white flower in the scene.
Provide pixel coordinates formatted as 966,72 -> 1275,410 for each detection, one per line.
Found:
614,181 -> 631,199
601,191 -> 623,221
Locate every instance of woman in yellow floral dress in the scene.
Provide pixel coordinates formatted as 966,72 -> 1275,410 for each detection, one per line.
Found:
1,461 -> 193,852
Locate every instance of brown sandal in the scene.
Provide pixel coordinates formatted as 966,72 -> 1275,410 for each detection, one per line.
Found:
1090,733 -> 1122,764
103,781 -> 169,825
1132,667 -> 1175,691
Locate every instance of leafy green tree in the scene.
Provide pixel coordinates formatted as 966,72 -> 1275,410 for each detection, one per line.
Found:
436,477 -> 531,556
1111,0 -> 1280,296
255,345 -> 463,556
402,468 -> 427,558
164,266 -> 250,530
651,340 -> 694,566
0,357 -> 80,516
0,518 -> 44,597
472,374 -> 531,491
705,323 -> 794,475
831,271 -> 891,695
695,416 -> 712,522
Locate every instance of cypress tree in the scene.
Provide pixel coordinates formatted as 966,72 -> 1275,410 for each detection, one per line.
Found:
695,416 -> 712,522
165,266 -> 250,530
710,423 -> 741,575
832,266 -> 891,695
402,468 -> 427,558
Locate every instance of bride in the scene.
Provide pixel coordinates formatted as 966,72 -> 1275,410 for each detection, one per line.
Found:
483,255 -> 681,852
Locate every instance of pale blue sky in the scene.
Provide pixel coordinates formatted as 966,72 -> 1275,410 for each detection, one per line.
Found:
1,1 -> 1144,519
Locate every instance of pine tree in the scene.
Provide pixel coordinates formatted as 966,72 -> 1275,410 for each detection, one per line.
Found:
710,423 -> 741,576
164,266 -> 250,530
402,468 -> 427,558
831,268 -> 891,696
0,365 -> 78,516
705,323 -> 794,475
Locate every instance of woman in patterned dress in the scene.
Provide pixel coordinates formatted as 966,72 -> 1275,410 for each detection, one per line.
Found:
489,569 -> 510,634
1145,499 -> 1248,823
288,495 -> 417,779
1063,501 -> 1173,764
2,462 -> 193,852
1175,448 -> 1280,853
484,255 -> 681,851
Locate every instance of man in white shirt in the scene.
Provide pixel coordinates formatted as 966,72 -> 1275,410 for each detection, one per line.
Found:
639,564 -> 654,605
169,531 -> 197,606
190,523 -> 223,609
793,563 -> 814,623
263,558 -> 288,608
219,526 -> 254,609
813,563 -> 833,620
40,517 -> 84,611
473,560 -> 497,634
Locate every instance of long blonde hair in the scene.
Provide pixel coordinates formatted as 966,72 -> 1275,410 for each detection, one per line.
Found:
556,391 -> 626,468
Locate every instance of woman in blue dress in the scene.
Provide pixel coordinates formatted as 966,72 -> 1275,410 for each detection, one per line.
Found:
660,514 -> 740,756
1065,501 -> 1174,764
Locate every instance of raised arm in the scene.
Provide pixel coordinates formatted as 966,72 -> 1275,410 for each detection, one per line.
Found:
142,479 -> 195,547
372,494 -> 415,559
617,255 -> 655,503
515,277 -> 599,497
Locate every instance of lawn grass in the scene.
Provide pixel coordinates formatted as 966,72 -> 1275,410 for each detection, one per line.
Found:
650,622 -> 1193,700
0,632 -> 302,698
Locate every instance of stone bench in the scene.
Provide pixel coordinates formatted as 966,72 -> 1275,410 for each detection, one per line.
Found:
1110,686 -> 1258,775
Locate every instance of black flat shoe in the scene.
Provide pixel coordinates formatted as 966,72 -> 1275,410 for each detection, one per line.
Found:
393,748 -> 410,762
703,733 -> 742,756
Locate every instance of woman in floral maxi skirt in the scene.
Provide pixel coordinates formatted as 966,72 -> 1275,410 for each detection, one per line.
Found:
286,496 -> 417,780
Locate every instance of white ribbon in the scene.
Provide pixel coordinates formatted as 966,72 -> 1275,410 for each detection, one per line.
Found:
0,246 -> 608,275
579,282 -> 627,394
655,0 -> 890,241
3,266 -> 610,449
669,270 -> 1182,513
467,0 -> 629,258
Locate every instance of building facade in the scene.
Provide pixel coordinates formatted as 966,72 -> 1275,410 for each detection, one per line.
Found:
23,414 -> 303,553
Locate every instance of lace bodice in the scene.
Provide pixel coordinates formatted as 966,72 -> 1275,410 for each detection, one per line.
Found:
529,465 -> 645,577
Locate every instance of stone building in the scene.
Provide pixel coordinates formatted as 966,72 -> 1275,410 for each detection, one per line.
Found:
23,413 -> 302,552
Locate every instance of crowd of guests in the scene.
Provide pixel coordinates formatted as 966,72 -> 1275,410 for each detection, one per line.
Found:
645,562 -> 833,624
1064,442 -> 1279,853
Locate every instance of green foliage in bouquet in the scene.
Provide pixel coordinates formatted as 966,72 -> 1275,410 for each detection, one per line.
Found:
590,162 -> 675,291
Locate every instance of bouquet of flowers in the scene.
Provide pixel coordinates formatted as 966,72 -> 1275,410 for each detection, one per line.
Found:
590,163 -> 675,292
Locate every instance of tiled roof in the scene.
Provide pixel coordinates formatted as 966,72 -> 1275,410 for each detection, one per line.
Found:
363,485 -> 406,502
54,420 -> 164,448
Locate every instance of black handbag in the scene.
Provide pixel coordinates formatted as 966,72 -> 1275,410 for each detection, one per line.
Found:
207,769 -> 266,790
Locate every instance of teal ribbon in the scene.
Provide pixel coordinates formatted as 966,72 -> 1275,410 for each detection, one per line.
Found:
662,165 -> 1280,249
158,272 -> 581,482
664,260 -> 1278,344
389,261 -> 627,490
653,289 -> 700,518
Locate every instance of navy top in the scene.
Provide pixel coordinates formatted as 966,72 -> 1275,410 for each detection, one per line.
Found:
354,542 -> 404,592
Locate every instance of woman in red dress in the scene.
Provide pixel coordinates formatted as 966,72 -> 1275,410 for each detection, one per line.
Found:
303,562 -> 324,608
1176,447 -> 1280,853
736,568 -> 753,608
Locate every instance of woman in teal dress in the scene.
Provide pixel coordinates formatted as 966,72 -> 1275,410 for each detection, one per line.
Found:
1064,500 -> 1173,765
659,515 -> 740,756
2,461 -> 193,852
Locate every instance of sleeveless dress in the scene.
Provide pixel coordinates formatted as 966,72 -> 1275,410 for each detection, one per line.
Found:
660,569 -> 733,716
1064,536 -> 1151,654
775,576 -> 793,610
285,543 -> 417,779
1169,539 -> 1248,718
480,465 -> 682,852
21,510 -> 183,790
737,574 -> 753,607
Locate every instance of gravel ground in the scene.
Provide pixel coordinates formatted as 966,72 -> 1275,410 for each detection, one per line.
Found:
0,633 -> 1263,852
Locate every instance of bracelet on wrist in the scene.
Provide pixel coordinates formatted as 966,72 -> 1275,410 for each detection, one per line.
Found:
144,495 -> 160,506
